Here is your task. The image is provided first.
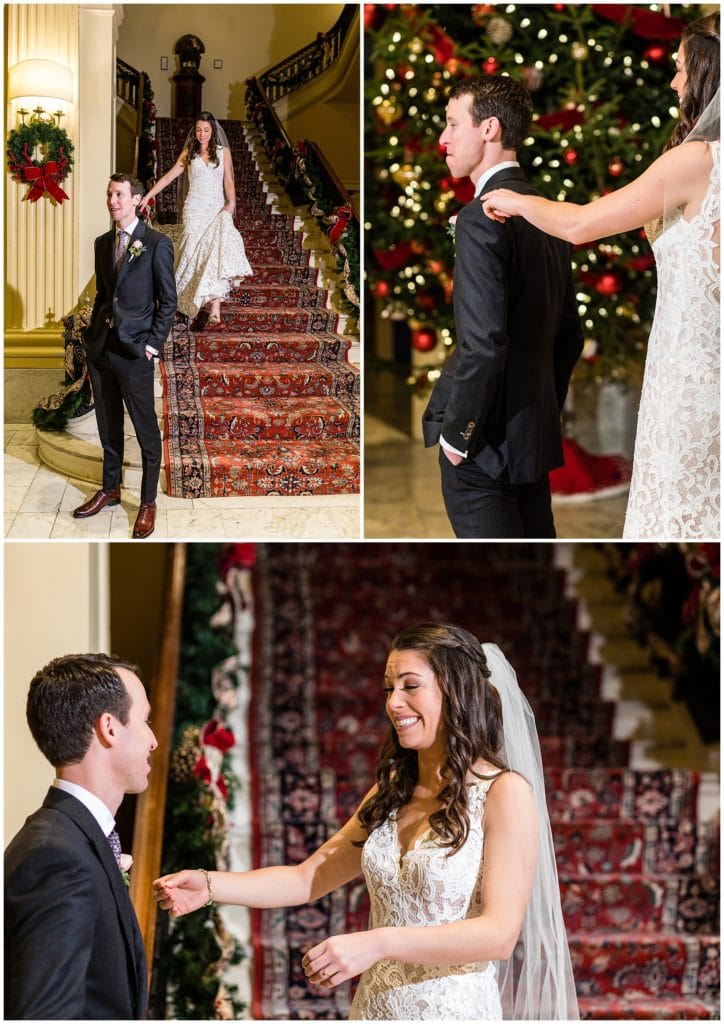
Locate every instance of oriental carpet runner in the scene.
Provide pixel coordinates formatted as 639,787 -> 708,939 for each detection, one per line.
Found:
154,118 -> 359,497
248,543 -> 719,1020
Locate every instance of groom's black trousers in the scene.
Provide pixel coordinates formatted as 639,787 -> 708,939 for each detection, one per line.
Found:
439,449 -> 556,539
88,334 -> 161,503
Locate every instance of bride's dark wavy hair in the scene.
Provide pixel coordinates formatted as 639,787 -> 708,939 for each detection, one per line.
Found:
188,111 -> 222,166
356,623 -> 508,855
666,13 -> 720,150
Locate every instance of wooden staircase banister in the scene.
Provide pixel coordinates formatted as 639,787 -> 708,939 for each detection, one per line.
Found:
258,4 -> 358,103
129,543 -> 186,987
116,57 -> 146,177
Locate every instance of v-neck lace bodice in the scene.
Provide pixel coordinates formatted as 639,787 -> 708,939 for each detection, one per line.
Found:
348,776 -> 502,1020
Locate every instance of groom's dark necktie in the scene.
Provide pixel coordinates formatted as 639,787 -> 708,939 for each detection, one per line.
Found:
107,827 -> 123,866
114,229 -> 129,271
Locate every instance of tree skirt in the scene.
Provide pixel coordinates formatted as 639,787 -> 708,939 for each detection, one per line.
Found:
155,118 -> 359,498
247,543 -> 719,1019
551,438 -> 632,500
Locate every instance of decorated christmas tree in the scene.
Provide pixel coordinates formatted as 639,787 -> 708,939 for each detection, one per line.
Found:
364,3 -> 703,389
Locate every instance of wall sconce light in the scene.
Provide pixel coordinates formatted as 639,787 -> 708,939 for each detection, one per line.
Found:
8,59 -> 74,126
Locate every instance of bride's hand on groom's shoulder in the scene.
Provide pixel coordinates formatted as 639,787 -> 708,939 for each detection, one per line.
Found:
481,189 -> 519,223
153,870 -> 207,918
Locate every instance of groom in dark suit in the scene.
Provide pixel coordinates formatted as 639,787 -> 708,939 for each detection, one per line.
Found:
5,653 -> 157,1019
423,76 -> 583,538
73,172 -> 176,538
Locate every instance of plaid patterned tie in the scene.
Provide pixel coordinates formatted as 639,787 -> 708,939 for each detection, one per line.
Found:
114,229 -> 128,271
107,827 -> 123,866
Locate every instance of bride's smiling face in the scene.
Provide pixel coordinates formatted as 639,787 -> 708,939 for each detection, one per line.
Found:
384,649 -> 446,753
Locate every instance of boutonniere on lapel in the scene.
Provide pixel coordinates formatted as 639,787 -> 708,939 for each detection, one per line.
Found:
447,214 -> 458,253
127,240 -> 147,263
119,853 -> 133,886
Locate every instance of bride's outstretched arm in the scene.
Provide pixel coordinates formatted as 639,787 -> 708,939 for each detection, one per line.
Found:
302,771 -> 539,988
139,149 -> 188,212
482,141 -> 710,245
154,788 -> 371,917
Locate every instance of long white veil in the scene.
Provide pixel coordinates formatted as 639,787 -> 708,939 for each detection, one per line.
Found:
482,643 -> 579,1020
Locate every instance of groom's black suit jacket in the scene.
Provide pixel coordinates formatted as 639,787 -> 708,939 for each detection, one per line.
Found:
4,787 -> 147,1019
423,166 -> 583,484
85,218 -> 176,363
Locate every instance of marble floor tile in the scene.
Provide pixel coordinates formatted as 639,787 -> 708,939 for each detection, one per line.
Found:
5,424 -> 362,540
6,513 -> 56,539
365,415 -> 627,540
19,466 -> 71,514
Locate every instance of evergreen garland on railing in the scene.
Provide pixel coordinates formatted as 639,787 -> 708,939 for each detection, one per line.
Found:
246,83 -> 360,313
290,141 -> 360,311
153,543 -> 247,1021
138,75 -> 157,192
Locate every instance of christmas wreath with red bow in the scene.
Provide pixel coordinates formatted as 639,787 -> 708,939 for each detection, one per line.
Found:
6,122 -> 74,204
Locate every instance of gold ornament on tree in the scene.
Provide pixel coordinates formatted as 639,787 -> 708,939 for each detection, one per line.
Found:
392,164 -> 416,187
376,97 -> 402,126
486,16 -> 513,45
571,41 -> 589,62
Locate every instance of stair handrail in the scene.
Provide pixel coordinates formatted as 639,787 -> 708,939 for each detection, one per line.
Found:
245,7 -> 359,309
129,543 -> 186,988
116,57 -> 146,176
258,4 -> 357,103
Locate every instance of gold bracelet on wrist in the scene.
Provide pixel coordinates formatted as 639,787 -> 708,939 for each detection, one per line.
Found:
198,867 -> 214,906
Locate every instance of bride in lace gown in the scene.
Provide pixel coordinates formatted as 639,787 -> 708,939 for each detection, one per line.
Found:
140,111 -> 252,322
153,623 -> 578,1020
483,14 -> 720,539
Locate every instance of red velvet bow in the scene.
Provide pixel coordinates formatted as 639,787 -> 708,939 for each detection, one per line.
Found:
328,204 -> 352,245
22,161 -> 70,204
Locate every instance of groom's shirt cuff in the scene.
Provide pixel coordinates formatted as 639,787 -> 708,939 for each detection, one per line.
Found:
146,346 -> 159,356
441,435 -> 467,458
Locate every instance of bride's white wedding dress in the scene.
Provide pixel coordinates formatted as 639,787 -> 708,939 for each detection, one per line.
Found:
623,141 -> 720,539
175,149 -> 253,318
349,776 -> 502,1021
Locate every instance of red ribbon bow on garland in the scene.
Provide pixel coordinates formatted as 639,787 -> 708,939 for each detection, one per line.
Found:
328,204 -> 352,245
22,161 -> 70,204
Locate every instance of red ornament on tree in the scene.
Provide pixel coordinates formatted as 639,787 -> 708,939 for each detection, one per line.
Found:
483,56 -> 499,75
644,43 -> 668,64
564,149 -> 579,166
372,280 -> 390,298
595,272 -> 622,296
411,327 -> 438,352
608,158 -> 624,178
363,4 -> 379,30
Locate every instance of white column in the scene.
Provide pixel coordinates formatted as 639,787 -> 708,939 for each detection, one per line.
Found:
4,542 -> 110,841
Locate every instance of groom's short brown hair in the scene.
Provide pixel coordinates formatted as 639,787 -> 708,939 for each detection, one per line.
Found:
448,75 -> 533,151
109,171 -> 144,198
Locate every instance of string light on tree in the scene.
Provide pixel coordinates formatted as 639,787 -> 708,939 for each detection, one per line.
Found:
365,3 -> 699,386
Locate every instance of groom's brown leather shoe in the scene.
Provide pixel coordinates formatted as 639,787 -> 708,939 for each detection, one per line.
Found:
132,502 -> 156,539
72,487 -> 121,518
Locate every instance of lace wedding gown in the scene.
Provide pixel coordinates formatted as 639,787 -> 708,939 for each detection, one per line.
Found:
175,149 -> 253,318
623,142 -> 720,538
349,777 -> 502,1021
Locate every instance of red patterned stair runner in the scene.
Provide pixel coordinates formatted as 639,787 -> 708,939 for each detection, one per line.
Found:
155,117 -> 359,497
249,544 -> 719,1019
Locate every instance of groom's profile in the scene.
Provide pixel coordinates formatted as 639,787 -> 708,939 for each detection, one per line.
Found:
73,172 -> 176,539
422,75 -> 583,538
4,654 -> 157,1019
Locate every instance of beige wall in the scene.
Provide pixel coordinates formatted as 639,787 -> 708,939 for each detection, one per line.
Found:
116,4 -> 346,119
4,543 -> 110,842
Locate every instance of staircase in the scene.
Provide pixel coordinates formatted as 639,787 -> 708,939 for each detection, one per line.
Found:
155,117 -> 359,498
248,543 -> 719,1019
